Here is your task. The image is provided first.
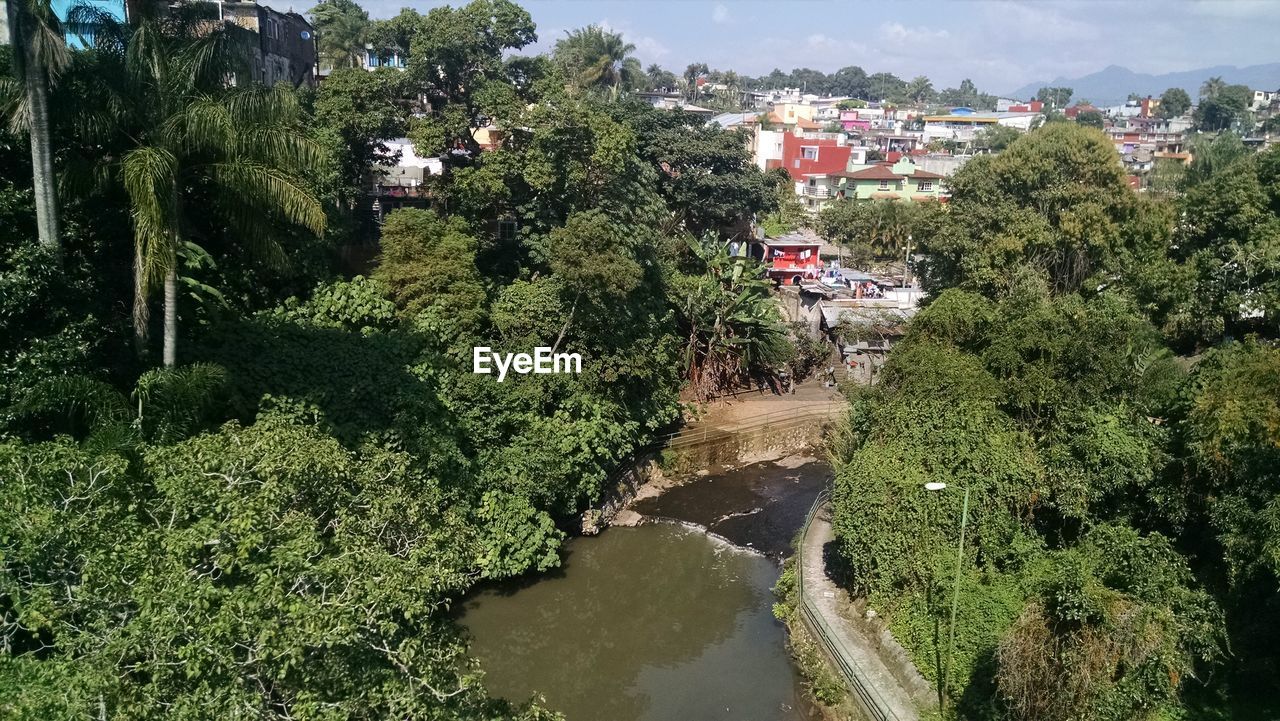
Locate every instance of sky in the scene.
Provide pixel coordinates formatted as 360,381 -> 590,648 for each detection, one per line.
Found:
300,0 -> 1280,95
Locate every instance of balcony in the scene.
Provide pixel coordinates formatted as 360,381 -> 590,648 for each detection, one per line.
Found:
803,185 -> 833,198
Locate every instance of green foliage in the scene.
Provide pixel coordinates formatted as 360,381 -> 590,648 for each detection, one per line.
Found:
552,24 -> 643,98
673,237 -> 792,398
2,1 -> 806,718
817,198 -> 941,265
918,123 -> 1140,296
307,67 -> 410,204
830,285 -> 1225,717
0,422 -> 555,720
308,0 -> 370,70
375,208 -> 488,339
1195,84 -> 1252,131
973,124 -> 1021,153
1158,87 -> 1192,119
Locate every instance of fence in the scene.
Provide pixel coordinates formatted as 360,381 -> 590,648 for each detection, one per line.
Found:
796,489 -> 907,721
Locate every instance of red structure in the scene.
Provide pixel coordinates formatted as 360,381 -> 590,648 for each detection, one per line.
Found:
778,133 -> 853,181
760,237 -> 822,284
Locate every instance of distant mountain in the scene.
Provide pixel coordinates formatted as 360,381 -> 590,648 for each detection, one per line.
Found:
1007,63 -> 1280,107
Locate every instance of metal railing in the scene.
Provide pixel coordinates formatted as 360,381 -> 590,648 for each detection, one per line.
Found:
796,489 -> 906,721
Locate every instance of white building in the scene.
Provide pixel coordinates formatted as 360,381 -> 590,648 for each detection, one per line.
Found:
922,110 -> 1040,143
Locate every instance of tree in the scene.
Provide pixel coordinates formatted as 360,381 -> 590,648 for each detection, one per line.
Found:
366,7 -> 423,58
828,65 -> 869,98
818,199 -> 935,264
645,63 -> 677,91
939,78 -> 984,109
310,67 -> 411,204
672,235 -> 790,398
1200,76 -> 1227,101
1157,87 -> 1192,118
81,7 -> 325,365
1035,86 -> 1073,109
973,124 -> 1021,153
682,62 -> 708,102
905,75 -> 934,105
374,208 -> 488,338
309,0 -> 370,70
1075,109 -> 1104,128
1195,83 -> 1251,131
553,25 -> 642,99
919,123 -> 1136,295
2,0 -> 69,260
868,71 -> 905,102
403,0 -> 537,162
621,104 -> 774,238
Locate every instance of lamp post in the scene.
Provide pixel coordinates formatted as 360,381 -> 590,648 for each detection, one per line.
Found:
924,481 -> 970,711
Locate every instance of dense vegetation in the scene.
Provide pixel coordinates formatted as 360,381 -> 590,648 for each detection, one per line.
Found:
0,1 -> 797,717
829,123 -> 1280,719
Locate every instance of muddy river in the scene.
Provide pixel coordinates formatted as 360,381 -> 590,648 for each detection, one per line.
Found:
460,457 -> 831,721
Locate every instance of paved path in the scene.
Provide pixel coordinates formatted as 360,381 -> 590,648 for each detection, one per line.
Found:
799,502 -> 922,721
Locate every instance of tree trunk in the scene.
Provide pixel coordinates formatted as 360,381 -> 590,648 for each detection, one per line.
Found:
132,252 -> 150,357
9,0 -> 61,261
162,265 -> 177,368
550,293 -> 579,356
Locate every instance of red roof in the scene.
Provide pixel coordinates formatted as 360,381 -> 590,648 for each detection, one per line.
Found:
833,165 -> 945,181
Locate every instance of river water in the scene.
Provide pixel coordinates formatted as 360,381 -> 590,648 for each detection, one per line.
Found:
460,456 -> 831,721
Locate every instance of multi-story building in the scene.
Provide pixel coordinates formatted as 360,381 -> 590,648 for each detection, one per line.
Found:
1107,116 -> 1191,154
830,158 -> 947,201
922,109 -> 1040,143
221,1 -> 317,87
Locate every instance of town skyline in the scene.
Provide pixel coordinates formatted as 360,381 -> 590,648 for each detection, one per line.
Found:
301,0 -> 1280,93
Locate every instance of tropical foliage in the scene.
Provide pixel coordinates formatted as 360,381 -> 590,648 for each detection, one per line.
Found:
829,122 -> 1280,719
0,2 -> 794,717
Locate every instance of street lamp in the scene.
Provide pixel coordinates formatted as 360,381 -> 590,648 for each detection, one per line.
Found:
924,480 -> 970,711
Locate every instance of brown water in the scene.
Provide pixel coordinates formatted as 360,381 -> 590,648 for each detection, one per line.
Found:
460,457 -> 830,721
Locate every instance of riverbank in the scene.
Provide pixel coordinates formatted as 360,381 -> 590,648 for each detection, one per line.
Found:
797,501 -> 935,720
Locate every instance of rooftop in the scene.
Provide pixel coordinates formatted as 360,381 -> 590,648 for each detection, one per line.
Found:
832,165 -> 945,181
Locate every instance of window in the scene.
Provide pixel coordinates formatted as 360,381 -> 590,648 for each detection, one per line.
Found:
878,180 -> 890,191
801,146 -> 818,160
808,178 -> 816,186
498,219 -> 518,242
917,181 -> 933,192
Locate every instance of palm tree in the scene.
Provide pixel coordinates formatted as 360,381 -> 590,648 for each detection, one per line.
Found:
683,62 -> 708,103
906,75 -> 934,105
309,0 -> 371,71
721,69 -> 740,108
1200,76 -> 1226,101
645,63 -> 675,92
1,0 -> 69,260
74,5 -> 325,366
553,25 -> 641,99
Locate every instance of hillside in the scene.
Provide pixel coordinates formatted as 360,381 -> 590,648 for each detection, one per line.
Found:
1008,63 -> 1280,106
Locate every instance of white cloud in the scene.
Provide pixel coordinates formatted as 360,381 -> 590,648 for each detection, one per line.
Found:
634,36 -> 671,61
712,3 -> 731,24
878,22 -> 950,45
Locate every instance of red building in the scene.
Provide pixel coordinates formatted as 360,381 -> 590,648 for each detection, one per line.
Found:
1064,103 -> 1098,119
1007,100 -> 1044,113
758,235 -> 823,284
777,133 -> 853,182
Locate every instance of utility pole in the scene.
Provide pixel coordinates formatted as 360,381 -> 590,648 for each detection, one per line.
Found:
902,233 -> 912,287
